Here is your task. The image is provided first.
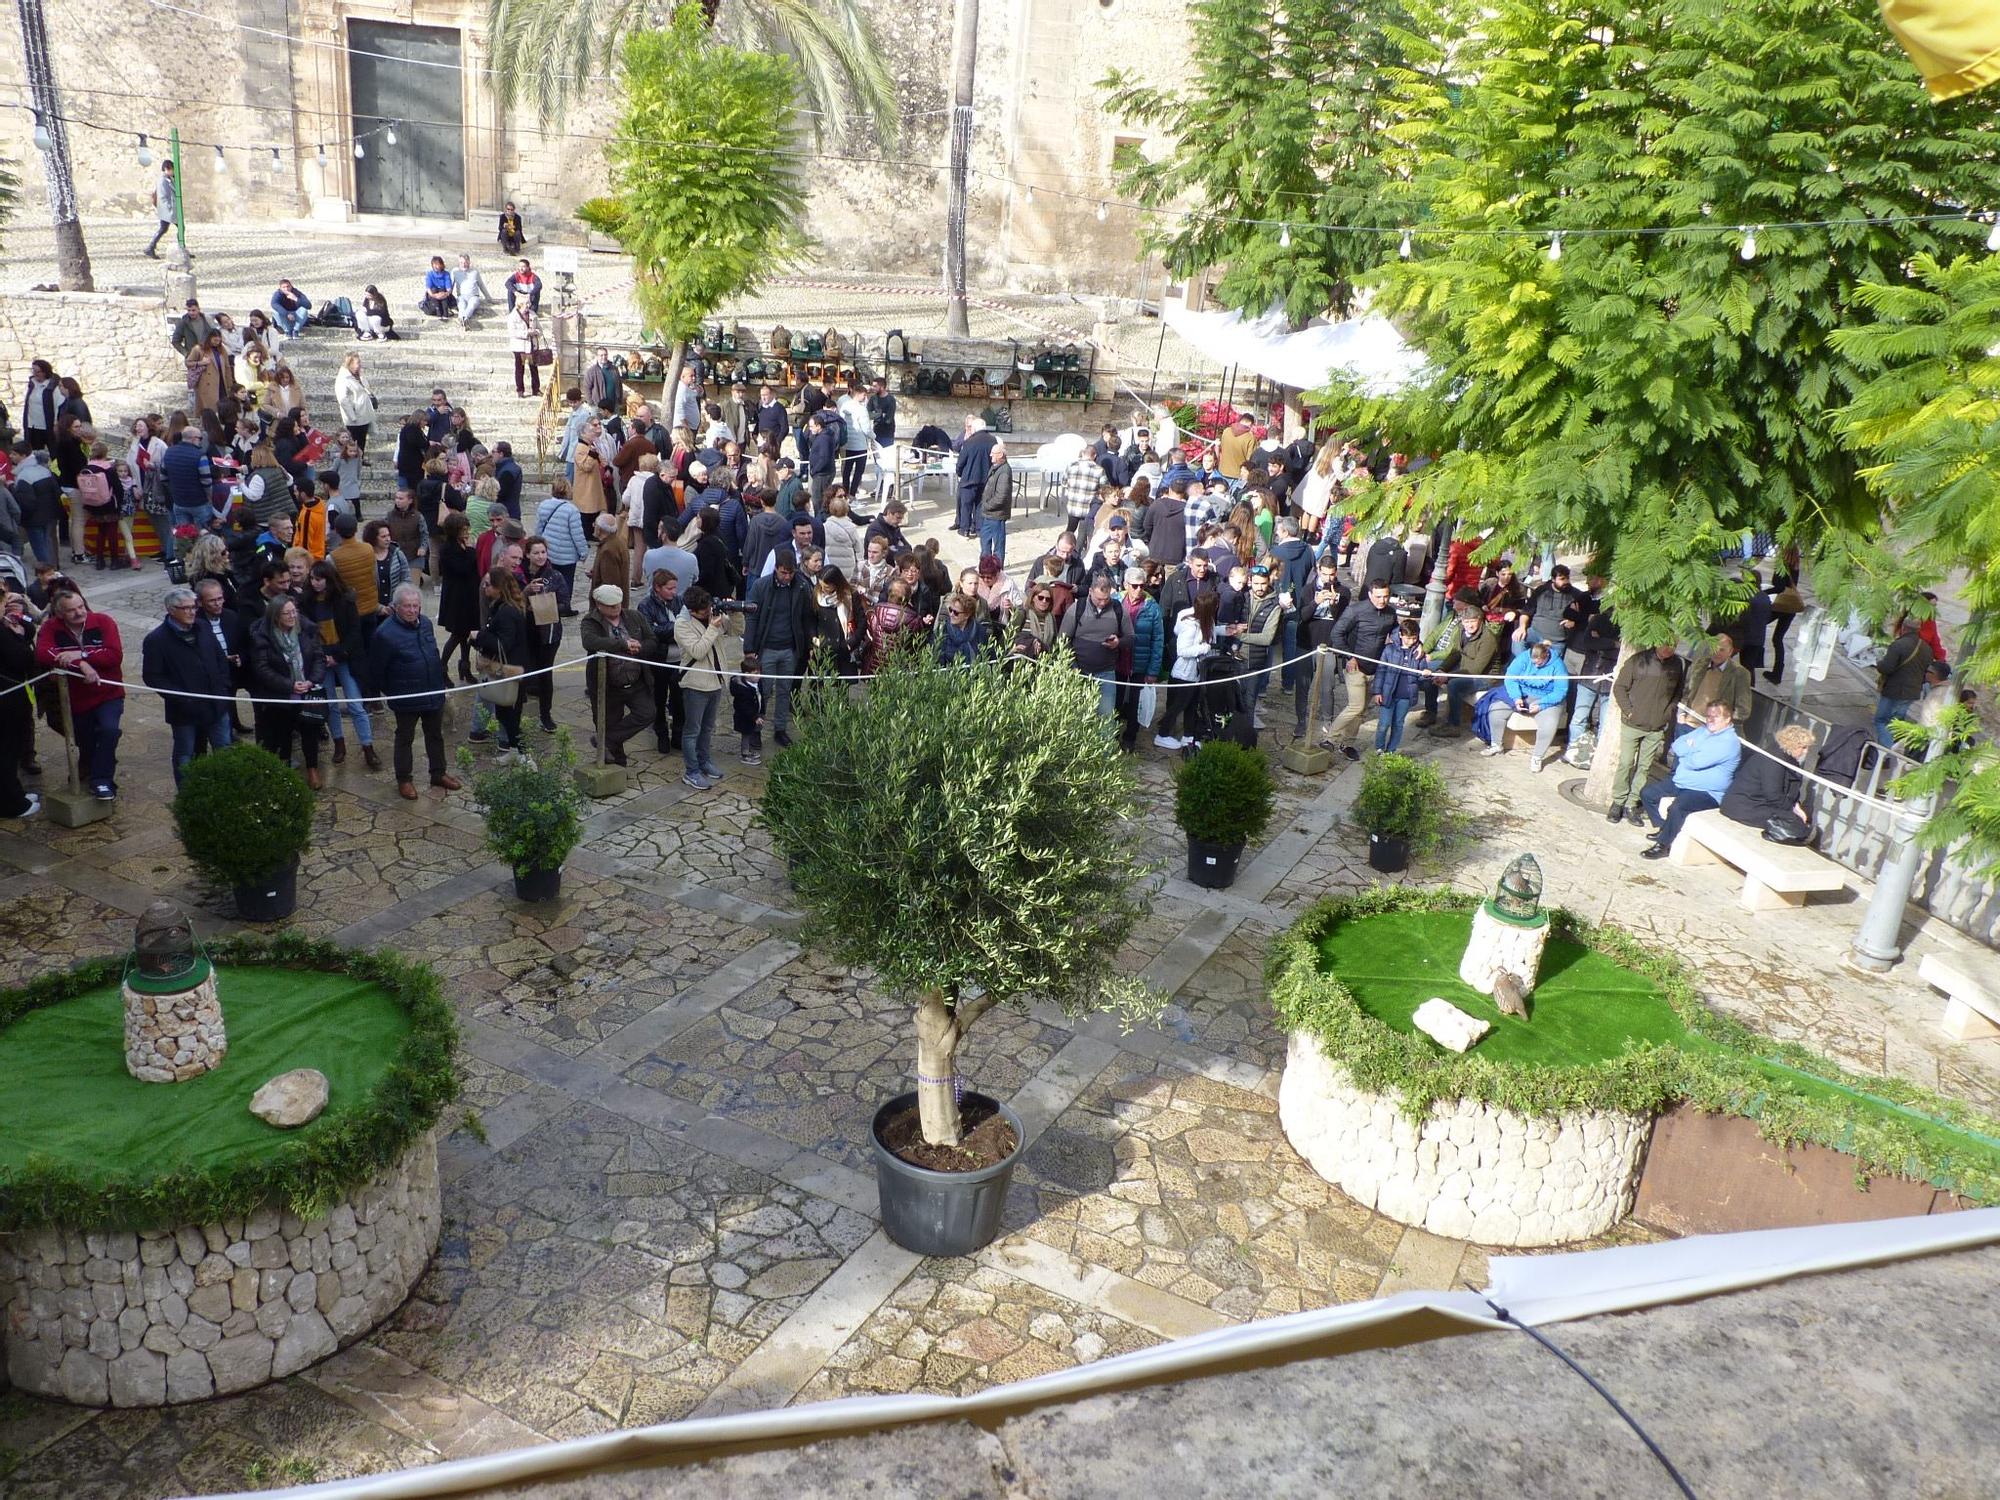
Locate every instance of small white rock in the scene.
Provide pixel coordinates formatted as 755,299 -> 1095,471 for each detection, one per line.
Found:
249,1069 -> 329,1129
1411,998 -> 1491,1054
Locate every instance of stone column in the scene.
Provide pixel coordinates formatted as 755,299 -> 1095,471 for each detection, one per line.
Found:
122,970 -> 226,1083
1459,903 -> 1552,997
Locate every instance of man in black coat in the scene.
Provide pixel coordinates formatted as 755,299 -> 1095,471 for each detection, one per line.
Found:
141,585 -> 237,784
953,419 -> 998,539
1326,579 -> 1399,758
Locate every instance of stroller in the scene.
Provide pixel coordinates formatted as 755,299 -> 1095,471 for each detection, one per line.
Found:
1184,643 -> 1258,754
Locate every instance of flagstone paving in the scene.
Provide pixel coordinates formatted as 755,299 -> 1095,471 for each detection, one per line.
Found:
3,557 -> 1997,1497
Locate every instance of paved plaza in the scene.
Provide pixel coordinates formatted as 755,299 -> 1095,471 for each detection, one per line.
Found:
1,517 -> 1996,1494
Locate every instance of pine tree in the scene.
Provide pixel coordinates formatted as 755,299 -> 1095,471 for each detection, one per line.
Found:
1323,0 -> 2000,643
1101,0 -> 1426,324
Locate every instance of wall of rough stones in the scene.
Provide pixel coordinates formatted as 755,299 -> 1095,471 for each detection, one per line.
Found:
0,290 -> 184,407
0,1135 -> 439,1407
1277,1032 -> 1653,1247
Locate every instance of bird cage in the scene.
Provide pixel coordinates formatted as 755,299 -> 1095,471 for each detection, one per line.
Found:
1492,853 -> 1544,922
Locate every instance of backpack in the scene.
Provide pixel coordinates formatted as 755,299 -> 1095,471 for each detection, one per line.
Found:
77,461 -> 115,511
316,297 -> 356,329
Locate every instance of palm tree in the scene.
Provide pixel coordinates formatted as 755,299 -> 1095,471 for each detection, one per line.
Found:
484,0 -> 897,143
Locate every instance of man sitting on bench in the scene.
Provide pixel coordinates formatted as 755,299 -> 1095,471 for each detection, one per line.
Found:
1639,699 -> 1741,858
1719,723 -> 1816,835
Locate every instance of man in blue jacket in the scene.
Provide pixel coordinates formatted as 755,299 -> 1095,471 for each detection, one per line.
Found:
1638,700 -> 1743,858
270,279 -> 313,338
1116,565 -> 1163,753
1481,639 -> 1569,771
157,427 -> 215,568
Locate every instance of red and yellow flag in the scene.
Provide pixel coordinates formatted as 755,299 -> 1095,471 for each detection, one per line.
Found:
1879,0 -> 2000,99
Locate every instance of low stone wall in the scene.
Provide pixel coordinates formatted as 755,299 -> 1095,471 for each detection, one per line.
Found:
0,288 -> 185,408
1277,1032 -> 1652,1247
0,1134 -> 439,1406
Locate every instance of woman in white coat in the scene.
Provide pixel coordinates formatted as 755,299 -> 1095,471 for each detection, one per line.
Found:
334,352 -> 376,449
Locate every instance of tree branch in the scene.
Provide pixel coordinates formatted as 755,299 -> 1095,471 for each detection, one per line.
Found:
952,989 -> 1005,1035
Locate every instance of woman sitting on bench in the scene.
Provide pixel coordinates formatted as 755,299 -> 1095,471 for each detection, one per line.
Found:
1720,723 -> 1815,833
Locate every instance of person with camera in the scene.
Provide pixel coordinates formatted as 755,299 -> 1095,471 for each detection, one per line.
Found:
674,585 -> 739,789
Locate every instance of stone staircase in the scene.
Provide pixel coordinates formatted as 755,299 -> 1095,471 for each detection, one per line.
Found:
277,312 -> 561,507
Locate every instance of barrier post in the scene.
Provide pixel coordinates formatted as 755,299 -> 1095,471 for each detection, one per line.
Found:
575,652 -> 630,798
43,674 -> 113,828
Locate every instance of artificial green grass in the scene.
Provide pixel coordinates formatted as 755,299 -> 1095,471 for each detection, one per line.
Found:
0,965 -> 411,1187
1317,909 -> 1692,1068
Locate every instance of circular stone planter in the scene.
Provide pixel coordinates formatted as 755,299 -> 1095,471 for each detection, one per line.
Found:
1278,1032 -> 1651,1247
0,1133 -> 440,1406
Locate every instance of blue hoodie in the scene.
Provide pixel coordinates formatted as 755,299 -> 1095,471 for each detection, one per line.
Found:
1501,645 -> 1568,710
1671,723 -> 1743,798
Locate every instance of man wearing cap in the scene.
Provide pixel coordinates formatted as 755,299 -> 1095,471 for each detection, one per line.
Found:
579,582 -> 657,766
954,417 -> 997,540
978,443 -> 1014,563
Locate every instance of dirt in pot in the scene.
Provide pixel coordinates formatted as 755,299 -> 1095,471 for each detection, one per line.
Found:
878,1096 -> 1019,1172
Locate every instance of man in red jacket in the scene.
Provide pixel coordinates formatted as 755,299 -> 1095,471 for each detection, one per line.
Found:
35,588 -> 125,800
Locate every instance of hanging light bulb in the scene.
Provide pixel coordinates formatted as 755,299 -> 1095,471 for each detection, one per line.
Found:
316,143 -> 328,169
1023,183 -> 1033,205
1398,229 -> 1413,260
1547,232 -> 1563,262
1988,215 -> 2000,253
31,112 -> 50,153
137,133 -> 152,167
270,147 -> 281,167
1096,200 -> 1108,222
213,144 -> 227,175
1279,223 -> 1291,248
1739,226 -> 1758,261
353,139 -> 366,160
384,123 -> 398,147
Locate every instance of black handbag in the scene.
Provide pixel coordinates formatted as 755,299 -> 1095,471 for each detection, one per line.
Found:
1763,812 -> 1812,845
295,687 -> 329,728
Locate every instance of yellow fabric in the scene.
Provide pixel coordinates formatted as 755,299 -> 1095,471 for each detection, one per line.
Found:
1878,0 -> 2000,99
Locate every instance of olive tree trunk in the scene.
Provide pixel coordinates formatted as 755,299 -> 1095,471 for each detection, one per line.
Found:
913,985 -> 1003,1147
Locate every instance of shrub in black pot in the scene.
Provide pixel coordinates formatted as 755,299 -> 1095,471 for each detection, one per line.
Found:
171,744 -> 316,921
1174,741 -> 1276,890
462,730 -> 587,901
1352,752 -> 1458,873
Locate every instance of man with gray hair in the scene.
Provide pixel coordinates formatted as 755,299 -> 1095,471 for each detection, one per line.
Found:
141,584 -> 235,785
368,583 -> 460,799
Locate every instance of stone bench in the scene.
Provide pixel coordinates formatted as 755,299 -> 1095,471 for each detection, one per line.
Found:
1919,954 -> 2000,1042
1501,706 -> 1568,752
1668,808 -> 1847,912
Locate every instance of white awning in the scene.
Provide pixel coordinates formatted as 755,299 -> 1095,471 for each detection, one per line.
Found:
1161,297 -> 1424,396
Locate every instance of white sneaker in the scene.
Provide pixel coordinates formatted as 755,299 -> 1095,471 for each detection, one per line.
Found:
10,793 -> 39,819
1480,746 -> 1504,758
1529,756 -> 1546,773
1153,734 -> 1184,751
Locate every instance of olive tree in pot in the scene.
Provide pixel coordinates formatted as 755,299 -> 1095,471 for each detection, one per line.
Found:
1352,751 -> 1458,873
1174,741 -> 1276,890
462,730 -> 588,901
171,744 -> 316,921
761,644 -> 1156,1256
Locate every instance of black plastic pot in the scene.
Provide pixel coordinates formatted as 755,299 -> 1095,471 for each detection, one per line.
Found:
872,1090 -> 1023,1257
1367,832 -> 1410,873
233,861 -> 298,922
513,865 -> 563,902
1186,836 -> 1245,890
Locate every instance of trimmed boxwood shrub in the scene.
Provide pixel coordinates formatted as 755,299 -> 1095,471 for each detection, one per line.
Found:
1174,741 -> 1276,846
1271,885 -> 2000,1204
0,933 -> 458,1232
172,743 -> 315,889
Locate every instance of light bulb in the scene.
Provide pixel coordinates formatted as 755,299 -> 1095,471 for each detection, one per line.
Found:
1547,232 -> 1562,262
1740,227 -> 1757,261
32,113 -> 49,152
137,133 -> 152,167
1988,216 -> 2000,253
353,140 -> 366,159
1023,184 -> 1033,204
316,144 -> 328,169
213,145 -> 227,174
270,147 -> 281,167
1279,223 -> 1291,248
385,125 -> 397,147
1398,229 -> 1412,260
1096,200 -> 1108,222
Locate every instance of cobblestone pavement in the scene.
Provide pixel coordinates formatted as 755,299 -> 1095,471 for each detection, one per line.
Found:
4,525 -> 1999,1495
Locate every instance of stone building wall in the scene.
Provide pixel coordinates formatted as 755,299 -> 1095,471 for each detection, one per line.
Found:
0,0 -> 1192,299
0,290 -> 183,403
0,1135 -> 439,1407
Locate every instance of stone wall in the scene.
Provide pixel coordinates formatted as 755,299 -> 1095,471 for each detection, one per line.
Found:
0,1134 -> 439,1407
1277,1032 -> 1652,1247
0,289 -> 185,407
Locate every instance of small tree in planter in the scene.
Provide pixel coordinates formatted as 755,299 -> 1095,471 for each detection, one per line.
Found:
761,645 -> 1156,1254
1352,751 -> 1460,873
171,744 -> 316,921
1174,741 -> 1276,889
461,731 -> 588,901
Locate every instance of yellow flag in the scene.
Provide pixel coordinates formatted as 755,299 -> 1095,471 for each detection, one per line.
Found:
1879,0 -> 2000,99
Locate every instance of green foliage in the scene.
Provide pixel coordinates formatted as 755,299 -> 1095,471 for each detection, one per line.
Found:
577,6 -> 811,345
0,934 -> 459,1231
1102,0 -> 1422,323
1269,887 -> 2000,1204
1318,0 -> 2000,644
484,0 -> 896,143
1172,741 -> 1275,846
1352,751 -> 1457,854
171,744 -> 314,888
462,730 -> 587,875
760,644 -> 1156,1028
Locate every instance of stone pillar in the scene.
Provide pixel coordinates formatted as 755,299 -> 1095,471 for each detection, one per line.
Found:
122,971 -> 226,1083
1458,903 -> 1552,997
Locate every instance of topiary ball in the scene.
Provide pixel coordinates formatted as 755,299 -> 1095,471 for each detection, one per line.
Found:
171,743 -> 316,889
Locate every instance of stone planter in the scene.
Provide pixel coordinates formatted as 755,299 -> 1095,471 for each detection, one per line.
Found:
1277,1032 -> 1651,1247
0,1134 -> 440,1407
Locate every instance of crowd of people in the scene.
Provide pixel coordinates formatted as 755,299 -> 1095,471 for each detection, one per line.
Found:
0,283 -> 1968,841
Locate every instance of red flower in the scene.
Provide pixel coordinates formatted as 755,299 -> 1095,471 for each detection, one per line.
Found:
173,524 -> 200,541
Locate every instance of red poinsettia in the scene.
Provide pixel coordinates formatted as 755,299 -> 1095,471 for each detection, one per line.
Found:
173,524 -> 201,542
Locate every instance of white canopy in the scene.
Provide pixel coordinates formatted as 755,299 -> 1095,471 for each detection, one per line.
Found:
1161,297 -> 1424,396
